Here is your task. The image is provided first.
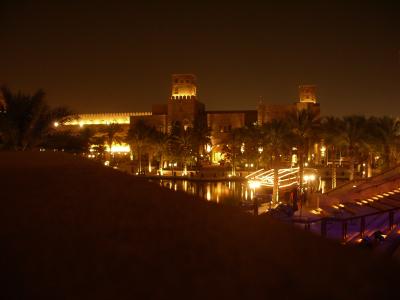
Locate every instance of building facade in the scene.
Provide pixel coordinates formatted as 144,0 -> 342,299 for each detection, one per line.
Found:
62,74 -> 320,162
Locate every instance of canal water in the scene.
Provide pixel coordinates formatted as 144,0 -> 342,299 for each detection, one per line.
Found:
156,179 -> 258,205
154,179 -> 347,205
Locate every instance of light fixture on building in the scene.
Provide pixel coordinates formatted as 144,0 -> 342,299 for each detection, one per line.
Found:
320,146 -> 326,158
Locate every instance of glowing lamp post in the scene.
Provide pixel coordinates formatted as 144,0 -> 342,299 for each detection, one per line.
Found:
300,174 -> 316,216
248,180 -> 261,216
206,144 -> 212,153
169,162 -> 177,176
205,144 -> 212,164
249,180 -> 261,190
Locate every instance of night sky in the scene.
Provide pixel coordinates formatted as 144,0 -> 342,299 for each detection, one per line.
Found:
1,0 -> 399,116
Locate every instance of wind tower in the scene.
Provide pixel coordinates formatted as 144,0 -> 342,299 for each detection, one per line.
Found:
296,84 -> 320,112
171,74 -> 197,100
167,74 -> 205,130
299,85 -> 317,103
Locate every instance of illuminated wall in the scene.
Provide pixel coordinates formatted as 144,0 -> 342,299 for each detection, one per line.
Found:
299,85 -> 317,103
207,110 -> 257,146
171,74 -> 197,99
64,112 -> 152,126
257,85 -> 319,125
257,103 -> 295,124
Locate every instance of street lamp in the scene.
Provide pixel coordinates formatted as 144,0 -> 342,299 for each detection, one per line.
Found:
249,180 -> 261,189
300,174 -> 316,217
248,180 -> 261,215
168,162 -> 177,176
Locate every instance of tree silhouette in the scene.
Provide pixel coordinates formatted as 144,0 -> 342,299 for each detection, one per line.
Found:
262,119 -> 292,202
342,115 -> 369,180
370,116 -> 400,168
0,86 -> 72,150
321,117 -> 346,189
153,131 -> 170,172
99,123 -> 124,163
127,120 -> 156,173
288,107 -> 320,191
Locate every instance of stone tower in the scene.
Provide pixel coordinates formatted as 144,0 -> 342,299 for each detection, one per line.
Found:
171,74 -> 197,100
167,74 -> 205,130
299,85 -> 317,103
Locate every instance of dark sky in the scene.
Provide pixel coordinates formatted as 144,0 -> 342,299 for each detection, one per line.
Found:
0,0 -> 399,116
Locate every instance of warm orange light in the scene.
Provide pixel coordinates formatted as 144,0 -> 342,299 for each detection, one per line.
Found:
64,112 -> 151,126
106,143 -> 130,153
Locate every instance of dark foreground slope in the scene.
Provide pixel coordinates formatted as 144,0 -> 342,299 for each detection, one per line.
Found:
0,153 -> 397,299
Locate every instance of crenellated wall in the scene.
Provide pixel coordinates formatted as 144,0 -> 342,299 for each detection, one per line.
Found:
64,112 -> 152,126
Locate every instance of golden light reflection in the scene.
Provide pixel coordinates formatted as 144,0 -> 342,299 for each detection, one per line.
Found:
105,143 -> 130,153
183,181 -> 188,192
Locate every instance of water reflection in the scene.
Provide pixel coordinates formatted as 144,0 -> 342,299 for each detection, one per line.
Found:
157,179 -> 348,205
158,180 -> 257,205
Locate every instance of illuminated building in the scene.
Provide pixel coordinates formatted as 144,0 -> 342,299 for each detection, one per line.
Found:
65,112 -> 152,126
258,84 -> 320,123
60,74 -> 320,160
299,85 -> 317,103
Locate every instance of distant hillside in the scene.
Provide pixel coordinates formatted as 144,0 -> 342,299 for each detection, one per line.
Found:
0,152 -> 398,299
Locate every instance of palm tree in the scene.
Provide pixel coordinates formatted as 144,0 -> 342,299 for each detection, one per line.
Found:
0,86 -> 72,150
262,119 -> 292,203
100,123 -> 123,151
227,127 -> 247,176
176,128 -> 193,175
99,123 -> 124,162
242,125 -> 262,168
168,121 -> 196,175
321,117 -> 346,189
370,116 -> 400,169
79,127 -> 97,153
153,131 -> 170,173
342,115 -> 369,180
288,107 -> 320,191
126,120 -> 156,174
190,116 -> 211,168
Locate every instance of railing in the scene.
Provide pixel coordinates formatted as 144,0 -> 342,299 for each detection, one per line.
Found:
292,207 -> 400,242
326,163 -> 400,196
